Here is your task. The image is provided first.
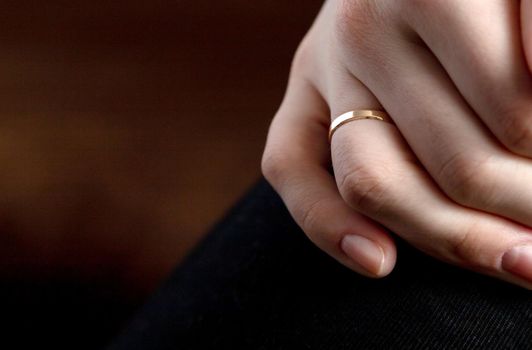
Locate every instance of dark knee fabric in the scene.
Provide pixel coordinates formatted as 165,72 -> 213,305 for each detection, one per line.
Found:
109,178 -> 532,350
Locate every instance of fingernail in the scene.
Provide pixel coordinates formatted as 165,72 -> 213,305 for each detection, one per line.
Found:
341,235 -> 384,276
501,245 -> 532,282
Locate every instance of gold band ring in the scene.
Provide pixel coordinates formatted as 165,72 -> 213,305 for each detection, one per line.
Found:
328,110 -> 393,142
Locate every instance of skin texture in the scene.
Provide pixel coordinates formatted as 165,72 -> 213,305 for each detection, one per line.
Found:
524,0 -> 532,73
262,0 -> 532,288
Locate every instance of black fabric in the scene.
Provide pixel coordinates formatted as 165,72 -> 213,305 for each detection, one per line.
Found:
1,279 -> 138,350
109,177 -> 532,350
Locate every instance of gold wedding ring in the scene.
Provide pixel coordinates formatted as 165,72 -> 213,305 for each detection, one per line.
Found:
328,110 -> 393,142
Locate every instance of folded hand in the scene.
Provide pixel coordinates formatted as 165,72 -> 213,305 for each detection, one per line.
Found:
262,0 -> 532,288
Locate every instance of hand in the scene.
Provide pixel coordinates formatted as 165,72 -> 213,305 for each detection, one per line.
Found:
262,0 -> 532,288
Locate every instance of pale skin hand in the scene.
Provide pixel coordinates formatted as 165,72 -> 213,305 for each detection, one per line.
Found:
262,0 -> 532,289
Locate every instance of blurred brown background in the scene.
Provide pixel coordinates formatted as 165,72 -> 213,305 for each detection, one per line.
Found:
0,1 -> 324,347
0,0 -> 323,295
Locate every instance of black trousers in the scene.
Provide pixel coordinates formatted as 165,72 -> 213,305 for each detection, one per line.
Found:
109,178 -> 532,349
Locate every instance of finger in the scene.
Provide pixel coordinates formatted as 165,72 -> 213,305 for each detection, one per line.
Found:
327,75 -> 532,289
342,14 -> 532,230
262,73 -> 396,277
402,0 -> 532,156
524,0 -> 532,73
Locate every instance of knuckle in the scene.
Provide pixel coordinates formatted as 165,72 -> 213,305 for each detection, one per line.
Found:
290,38 -> 315,77
448,220 -> 483,267
498,105 -> 532,153
333,1 -> 398,75
336,0 -> 370,27
446,219 -> 499,273
398,0 -> 460,31
400,0 -> 454,16
298,197 -> 325,233
339,164 -> 397,215
437,152 -> 499,208
334,0 -> 385,52
261,147 -> 290,185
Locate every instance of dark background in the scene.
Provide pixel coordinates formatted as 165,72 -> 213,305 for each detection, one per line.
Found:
0,0 -> 323,348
